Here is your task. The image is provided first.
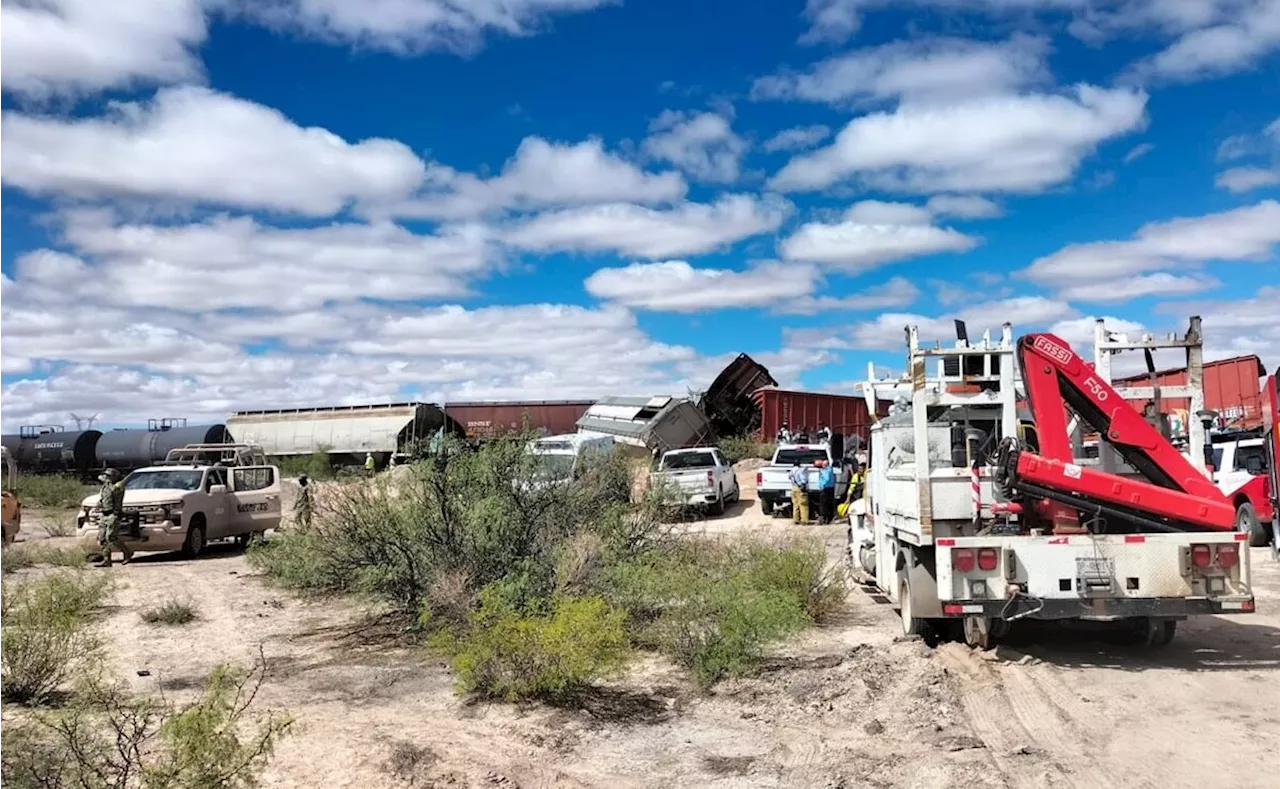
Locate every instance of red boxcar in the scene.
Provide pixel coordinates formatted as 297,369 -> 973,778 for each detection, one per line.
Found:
444,400 -> 594,439
1112,356 -> 1266,430
752,388 -> 887,445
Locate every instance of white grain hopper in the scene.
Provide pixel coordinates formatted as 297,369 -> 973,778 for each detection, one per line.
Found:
226,402 -> 445,460
575,396 -> 714,455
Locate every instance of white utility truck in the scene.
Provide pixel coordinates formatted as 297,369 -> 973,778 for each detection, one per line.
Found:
650,447 -> 739,514
848,319 -> 1254,649
77,443 -> 282,557
525,433 -> 615,490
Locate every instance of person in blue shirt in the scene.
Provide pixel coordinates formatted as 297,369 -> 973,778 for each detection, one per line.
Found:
789,462 -> 810,524
817,459 -> 837,524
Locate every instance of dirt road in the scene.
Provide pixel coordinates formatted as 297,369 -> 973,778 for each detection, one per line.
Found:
11,469 -> 1279,789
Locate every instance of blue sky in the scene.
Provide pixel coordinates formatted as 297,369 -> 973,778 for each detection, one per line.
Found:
2,0 -> 1279,430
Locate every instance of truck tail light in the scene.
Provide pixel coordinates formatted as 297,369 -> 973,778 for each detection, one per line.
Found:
977,547 -> 998,571
952,548 -> 975,572
756,472 -> 763,485
707,470 -> 714,487
1191,544 -> 1212,568
1216,543 -> 1239,569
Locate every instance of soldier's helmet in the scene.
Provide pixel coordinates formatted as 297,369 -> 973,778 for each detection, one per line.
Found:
101,468 -> 122,482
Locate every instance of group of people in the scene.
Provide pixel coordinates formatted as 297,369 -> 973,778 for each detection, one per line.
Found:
776,422 -> 833,444
788,457 -> 867,526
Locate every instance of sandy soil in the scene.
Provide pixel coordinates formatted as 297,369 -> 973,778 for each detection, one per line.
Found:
7,468 -> 1280,789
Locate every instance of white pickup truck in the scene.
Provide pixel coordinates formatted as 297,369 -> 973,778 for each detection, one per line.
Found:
756,442 -> 849,515
76,451 -> 283,558
650,447 -> 739,514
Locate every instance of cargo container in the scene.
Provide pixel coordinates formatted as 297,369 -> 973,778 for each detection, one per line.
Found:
444,400 -> 594,440
753,388 -> 888,448
1112,355 -> 1266,431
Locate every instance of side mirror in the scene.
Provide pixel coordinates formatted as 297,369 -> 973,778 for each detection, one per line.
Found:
1244,456 -> 1264,474
208,484 -> 228,495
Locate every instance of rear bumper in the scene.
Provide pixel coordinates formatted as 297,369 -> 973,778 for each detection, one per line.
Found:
940,595 -> 1256,620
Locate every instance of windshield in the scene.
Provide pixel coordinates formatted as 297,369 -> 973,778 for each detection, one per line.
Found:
532,454 -> 576,481
123,470 -> 204,491
661,451 -> 716,470
775,449 -> 829,466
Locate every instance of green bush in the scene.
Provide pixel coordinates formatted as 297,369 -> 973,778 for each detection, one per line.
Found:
608,539 -> 835,688
2,544 -> 89,575
2,572 -> 108,705
715,436 -> 776,465
435,590 -> 629,701
141,599 -> 199,626
271,446 -> 336,481
1,657 -> 293,789
14,474 -> 94,509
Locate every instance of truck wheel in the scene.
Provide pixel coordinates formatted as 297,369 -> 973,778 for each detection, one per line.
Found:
711,487 -> 726,516
730,479 -> 741,503
182,518 -> 206,559
1143,618 -> 1177,648
963,617 -> 1006,650
898,576 -> 932,641
761,498 -> 774,516
1235,502 -> 1268,547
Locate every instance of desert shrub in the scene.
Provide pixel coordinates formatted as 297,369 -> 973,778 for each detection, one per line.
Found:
2,572 -> 108,704
0,657 -> 293,789
271,445 -> 335,481
2,544 -> 90,575
249,433 -> 666,615
14,474 -> 94,509
742,541 -> 847,623
716,436 -> 775,465
435,589 -> 628,701
608,540 -> 829,688
141,599 -> 199,626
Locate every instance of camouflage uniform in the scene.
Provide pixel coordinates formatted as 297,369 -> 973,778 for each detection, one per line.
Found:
294,477 -> 313,529
96,472 -> 132,566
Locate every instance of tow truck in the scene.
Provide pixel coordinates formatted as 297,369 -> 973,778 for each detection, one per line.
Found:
849,318 -> 1254,649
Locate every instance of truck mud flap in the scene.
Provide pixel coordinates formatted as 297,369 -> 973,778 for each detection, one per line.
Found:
941,596 -> 1255,620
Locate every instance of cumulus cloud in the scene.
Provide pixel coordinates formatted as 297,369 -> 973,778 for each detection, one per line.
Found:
762,125 -> 832,153
754,34 -> 1051,107
1,87 -> 427,216
1022,200 -> 1280,285
221,0 -> 618,56
924,194 -> 1004,218
769,86 -> 1148,194
584,261 -> 813,312
1158,286 -> 1280,369
785,295 -> 1077,351
1213,117 -> 1280,193
503,195 -> 790,258
1057,273 -> 1221,302
386,136 -> 687,219
642,110 -> 748,183
0,0 -> 207,98
780,201 -> 978,271
1125,0 -> 1280,83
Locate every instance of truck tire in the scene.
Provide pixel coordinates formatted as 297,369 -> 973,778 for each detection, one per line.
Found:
1142,618 -> 1177,648
182,517 -> 206,559
898,575 -> 933,641
712,487 -> 726,516
761,498 -> 774,516
1235,502 -> 1268,547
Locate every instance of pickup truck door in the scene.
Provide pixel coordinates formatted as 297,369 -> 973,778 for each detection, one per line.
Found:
230,466 -> 282,534
201,467 -> 231,539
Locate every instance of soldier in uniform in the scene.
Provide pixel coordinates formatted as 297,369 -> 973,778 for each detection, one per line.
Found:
93,468 -> 133,567
294,475 -> 313,529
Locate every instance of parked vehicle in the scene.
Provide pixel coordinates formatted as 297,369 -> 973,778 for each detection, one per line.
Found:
650,447 -> 739,514
76,444 -> 282,558
1210,435 -> 1274,546
849,319 -> 1253,650
756,443 -> 849,516
525,433 -> 615,489
1264,368 -> 1279,558
2,446 -> 21,546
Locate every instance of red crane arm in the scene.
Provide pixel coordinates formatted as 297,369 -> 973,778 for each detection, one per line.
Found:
1006,333 -> 1235,532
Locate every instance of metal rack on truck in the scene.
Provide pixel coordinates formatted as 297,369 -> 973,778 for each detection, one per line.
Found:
848,318 -> 1254,649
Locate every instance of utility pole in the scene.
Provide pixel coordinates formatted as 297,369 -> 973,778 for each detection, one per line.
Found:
70,413 -> 101,430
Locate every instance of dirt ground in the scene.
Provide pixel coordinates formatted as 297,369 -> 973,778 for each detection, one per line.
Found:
8,468 -> 1280,789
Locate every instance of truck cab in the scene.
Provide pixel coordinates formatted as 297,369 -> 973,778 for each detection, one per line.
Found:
76,444 -> 281,558
756,443 -> 849,515
1210,435 -> 1273,546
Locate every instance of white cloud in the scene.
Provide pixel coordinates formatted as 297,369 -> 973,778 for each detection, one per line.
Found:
1159,286 -> 1280,369
1,87 -> 427,217
1057,272 -> 1221,302
1022,200 -> 1280,284
1127,0 -> 1280,82
1123,142 -> 1155,163
1216,166 -> 1280,192
642,110 -> 748,183
762,125 -> 832,153
584,261 -> 814,312
780,204 -> 978,271
0,0 -> 207,98
222,0 -> 617,56
769,86 -> 1148,194
8,213 -> 494,313
797,1 -> 1082,47
386,136 -> 687,219
503,195 -> 790,258
924,194 -> 1004,218
773,276 -> 922,315
785,295 -> 1077,351
754,34 -> 1051,107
